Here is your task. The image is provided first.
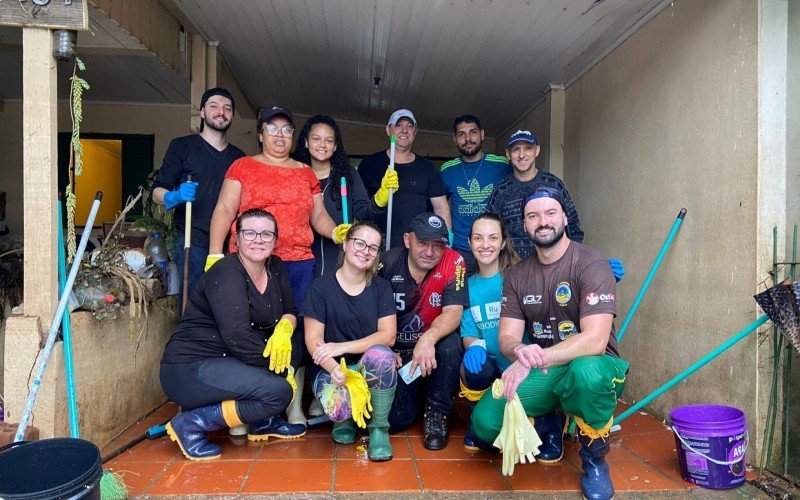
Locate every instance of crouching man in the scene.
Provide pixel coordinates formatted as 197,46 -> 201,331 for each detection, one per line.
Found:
471,187 -> 628,500
379,212 -> 468,450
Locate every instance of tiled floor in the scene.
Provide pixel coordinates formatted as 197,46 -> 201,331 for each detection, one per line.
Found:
102,400 -> 756,497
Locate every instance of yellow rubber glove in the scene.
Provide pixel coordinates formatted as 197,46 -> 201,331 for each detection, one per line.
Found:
340,359 -> 372,429
332,223 -> 351,244
373,169 -> 399,208
491,379 -> 542,476
263,318 -> 293,374
205,254 -> 223,272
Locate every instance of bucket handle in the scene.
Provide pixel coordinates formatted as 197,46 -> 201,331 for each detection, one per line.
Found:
671,426 -> 748,466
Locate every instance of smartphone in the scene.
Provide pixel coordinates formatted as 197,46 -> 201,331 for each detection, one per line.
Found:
398,361 -> 422,384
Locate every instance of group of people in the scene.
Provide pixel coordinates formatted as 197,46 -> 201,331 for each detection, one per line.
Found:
153,87 -> 626,500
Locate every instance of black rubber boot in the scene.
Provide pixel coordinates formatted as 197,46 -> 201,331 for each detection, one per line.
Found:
579,434 -> 614,500
534,410 -> 566,463
166,404 -> 227,461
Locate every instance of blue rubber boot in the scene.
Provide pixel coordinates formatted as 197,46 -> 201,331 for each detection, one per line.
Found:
534,410 -> 566,463
166,404 -> 226,461
579,435 -> 614,500
247,415 -> 307,442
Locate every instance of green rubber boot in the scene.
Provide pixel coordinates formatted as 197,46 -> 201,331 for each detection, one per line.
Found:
332,419 -> 357,444
367,386 -> 395,462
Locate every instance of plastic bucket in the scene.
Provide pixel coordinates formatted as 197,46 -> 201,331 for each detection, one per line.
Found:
670,404 -> 747,489
0,438 -> 102,499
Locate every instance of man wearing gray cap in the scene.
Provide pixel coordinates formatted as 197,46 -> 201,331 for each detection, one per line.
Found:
359,109 -> 451,248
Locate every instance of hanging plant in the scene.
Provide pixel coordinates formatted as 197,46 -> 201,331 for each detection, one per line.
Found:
65,57 -> 90,263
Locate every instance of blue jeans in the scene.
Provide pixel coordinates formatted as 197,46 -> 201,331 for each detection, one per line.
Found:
284,258 -> 315,365
174,233 -> 208,315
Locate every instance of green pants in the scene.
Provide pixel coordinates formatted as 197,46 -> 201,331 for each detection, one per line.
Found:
471,355 -> 629,444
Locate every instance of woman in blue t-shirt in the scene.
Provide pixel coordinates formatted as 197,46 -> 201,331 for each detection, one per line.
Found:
302,221 -> 398,461
458,212 -> 521,451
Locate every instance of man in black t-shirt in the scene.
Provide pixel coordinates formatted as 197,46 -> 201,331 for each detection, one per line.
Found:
153,88 -> 245,309
471,188 -> 628,500
359,109 -> 451,248
378,212 -> 468,450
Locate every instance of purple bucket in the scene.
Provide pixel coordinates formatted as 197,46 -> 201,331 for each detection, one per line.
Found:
670,404 -> 747,489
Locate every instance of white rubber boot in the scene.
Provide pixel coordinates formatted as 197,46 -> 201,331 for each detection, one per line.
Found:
286,366 -> 307,426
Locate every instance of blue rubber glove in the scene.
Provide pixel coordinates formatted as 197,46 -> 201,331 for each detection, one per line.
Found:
463,339 -> 487,374
163,181 -> 197,210
609,258 -> 625,283
448,230 -> 454,247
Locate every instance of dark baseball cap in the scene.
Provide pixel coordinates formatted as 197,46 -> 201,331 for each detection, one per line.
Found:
521,186 -> 565,216
259,105 -> 294,127
200,87 -> 235,112
507,129 -> 538,148
407,212 -> 449,243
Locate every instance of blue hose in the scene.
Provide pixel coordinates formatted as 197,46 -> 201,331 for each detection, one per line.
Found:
58,203 -> 80,438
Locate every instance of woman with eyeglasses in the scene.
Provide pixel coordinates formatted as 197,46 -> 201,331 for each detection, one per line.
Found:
208,107 -> 349,432
302,221 -> 398,461
160,209 -> 306,461
292,115 -> 398,278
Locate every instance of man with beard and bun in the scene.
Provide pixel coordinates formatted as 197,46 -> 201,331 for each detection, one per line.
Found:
379,212 -> 468,450
153,88 -> 245,309
440,115 -> 510,275
470,187 -> 629,500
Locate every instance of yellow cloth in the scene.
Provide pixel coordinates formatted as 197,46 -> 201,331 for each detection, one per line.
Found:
459,379 -> 487,402
285,366 -> 298,402
204,253 -> 223,272
263,318 -> 293,374
491,379 -> 543,476
373,169 -> 399,207
332,223 -> 352,244
340,359 -> 372,429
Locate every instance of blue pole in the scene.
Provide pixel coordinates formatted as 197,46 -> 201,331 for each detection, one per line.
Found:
615,314 -> 768,424
617,208 -> 687,341
58,202 -> 81,438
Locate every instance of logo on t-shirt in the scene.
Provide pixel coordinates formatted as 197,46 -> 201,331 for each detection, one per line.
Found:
558,321 -> 576,340
555,282 -> 572,306
429,292 -> 442,307
523,294 -> 542,305
531,321 -> 553,340
391,275 -> 404,283
586,292 -> 615,305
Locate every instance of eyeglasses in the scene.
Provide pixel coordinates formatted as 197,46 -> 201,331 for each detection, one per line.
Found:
263,124 -> 294,137
240,229 -> 276,242
349,237 -> 381,256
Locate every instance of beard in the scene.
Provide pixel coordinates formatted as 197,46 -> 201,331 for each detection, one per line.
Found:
458,141 -> 482,157
204,115 -> 232,132
529,223 -> 565,249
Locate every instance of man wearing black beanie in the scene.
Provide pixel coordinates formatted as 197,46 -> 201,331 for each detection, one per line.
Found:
153,87 -> 246,310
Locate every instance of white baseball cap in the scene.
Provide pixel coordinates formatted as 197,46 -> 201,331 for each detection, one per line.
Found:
387,109 -> 417,126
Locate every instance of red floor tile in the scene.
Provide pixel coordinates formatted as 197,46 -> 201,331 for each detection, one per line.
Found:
617,429 -> 679,462
259,435 -> 334,460
209,436 -> 263,460
650,458 -> 698,488
501,460 -> 583,492
146,402 -> 178,420
607,459 -> 686,491
336,435 -> 412,460
334,459 -> 421,492
121,418 -> 167,438
242,459 -> 332,493
417,459 -> 510,491
614,410 -> 671,436
148,460 -> 250,495
107,437 -> 178,463
105,461 -> 168,496
409,436 -> 496,460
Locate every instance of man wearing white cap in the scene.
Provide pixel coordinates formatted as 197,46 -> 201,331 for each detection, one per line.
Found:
359,109 -> 451,248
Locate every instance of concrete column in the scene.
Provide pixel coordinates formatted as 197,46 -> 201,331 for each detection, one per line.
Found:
206,41 -> 218,89
190,33 -> 207,132
548,86 -> 566,178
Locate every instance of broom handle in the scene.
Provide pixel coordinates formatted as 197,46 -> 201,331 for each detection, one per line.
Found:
57,202 -> 80,438
340,177 -> 349,224
614,314 -> 768,425
617,208 -> 687,341
15,192 -> 103,442
385,135 -> 396,251
182,174 -> 193,314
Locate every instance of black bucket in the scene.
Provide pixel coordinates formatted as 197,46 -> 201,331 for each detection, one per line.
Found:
0,438 -> 102,499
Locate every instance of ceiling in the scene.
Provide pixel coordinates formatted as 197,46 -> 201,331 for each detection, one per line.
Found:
0,1 -> 670,137
172,0 -> 669,136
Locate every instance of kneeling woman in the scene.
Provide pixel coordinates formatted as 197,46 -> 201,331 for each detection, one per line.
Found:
303,221 -> 398,461
160,209 -> 306,461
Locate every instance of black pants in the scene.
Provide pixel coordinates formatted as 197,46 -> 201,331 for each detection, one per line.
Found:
388,332 -> 463,432
462,356 -> 500,392
160,358 -> 293,423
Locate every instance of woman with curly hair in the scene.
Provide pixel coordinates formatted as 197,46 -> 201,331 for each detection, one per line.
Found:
293,115 -> 398,278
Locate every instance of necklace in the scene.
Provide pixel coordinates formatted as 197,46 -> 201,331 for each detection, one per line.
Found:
238,253 -> 269,289
461,154 -> 485,187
